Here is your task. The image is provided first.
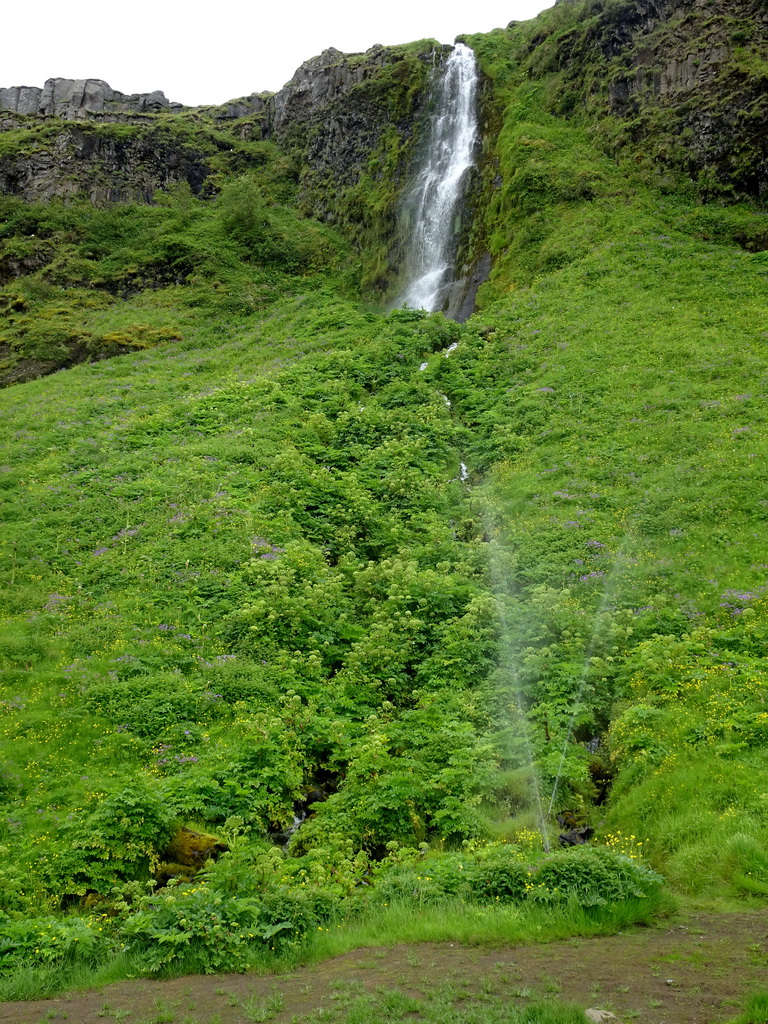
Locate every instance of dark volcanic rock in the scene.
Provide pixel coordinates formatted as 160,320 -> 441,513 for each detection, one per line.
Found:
0,126 -> 212,203
0,45 -> 437,217
545,0 -> 768,199
558,826 -> 596,847
267,44 -> 442,211
0,78 -> 182,119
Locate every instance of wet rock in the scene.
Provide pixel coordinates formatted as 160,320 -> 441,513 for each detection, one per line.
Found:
558,825 -> 595,847
446,251 -> 491,323
269,43 -> 440,204
304,788 -> 327,808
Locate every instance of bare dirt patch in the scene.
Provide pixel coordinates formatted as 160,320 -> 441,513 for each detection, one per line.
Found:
1,910 -> 766,1024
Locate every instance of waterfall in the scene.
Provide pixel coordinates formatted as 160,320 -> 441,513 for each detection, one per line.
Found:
396,43 -> 479,314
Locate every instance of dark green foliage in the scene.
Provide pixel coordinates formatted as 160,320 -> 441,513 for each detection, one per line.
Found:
0,915 -> 108,976
351,841 -> 661,914
468,858 -> 529,903
0,161 -> 350,382
218,176 -> 272,250
531,847 -> 662,907
41,784 -> 176,897
118,882 -> 297,973
83,677 -> 229,738
1,0 -> 767,992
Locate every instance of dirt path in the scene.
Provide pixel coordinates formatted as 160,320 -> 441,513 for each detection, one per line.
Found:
2,911 -> 767,1024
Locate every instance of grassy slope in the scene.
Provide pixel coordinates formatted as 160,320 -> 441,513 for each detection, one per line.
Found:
460,9 -> 768,897
0,0 -> 767,992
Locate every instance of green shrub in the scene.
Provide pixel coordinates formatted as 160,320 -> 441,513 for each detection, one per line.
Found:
119,883 -> 273,973
360,842 -> 663,914
43,784 -> 175,897
0,915 -> 106,975
467,857 -> 530,903
217,176 -> 271,247
0,851 -> 53,918
83,678 -> 227,738
530,847 -> 663,907
258,884 -> 336,939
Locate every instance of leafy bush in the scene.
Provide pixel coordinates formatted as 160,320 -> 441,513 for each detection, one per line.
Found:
530,847 -> 663,908
0,852 -> 50,918
360,842 -> 662,913
467,856 -> 530,903
0,915 -> 106,975
43,784 -> 176,896
118,872 -> 332,973
258,884 -> 336,940
83,677 -> 227,738
217,176 -> 270,247
119,883 -> 275,973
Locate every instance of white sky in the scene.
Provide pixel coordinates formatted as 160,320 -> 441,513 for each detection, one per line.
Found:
4,0 -> 556,107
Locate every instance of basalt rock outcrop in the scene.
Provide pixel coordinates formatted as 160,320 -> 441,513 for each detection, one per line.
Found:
2,0 -> 766,302
0,126 -> 212,203
0,78 -> 182,119
218,44 -> 442,225
545,0 -> 768,199
0,78 -> 208,203
0,45 -> 438,239
216,43 -> 443,292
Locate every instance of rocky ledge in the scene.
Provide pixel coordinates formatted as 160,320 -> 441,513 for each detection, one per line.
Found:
0,78 -> 183,119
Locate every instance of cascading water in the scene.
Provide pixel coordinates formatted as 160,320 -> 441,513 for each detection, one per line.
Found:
396,43 -> 478,313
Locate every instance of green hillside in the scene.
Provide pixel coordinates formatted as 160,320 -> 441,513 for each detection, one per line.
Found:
0,0 -> 767,996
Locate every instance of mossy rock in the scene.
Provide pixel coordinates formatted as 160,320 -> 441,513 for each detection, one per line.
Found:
161,826 -> 228,869
153,860 -> 197,887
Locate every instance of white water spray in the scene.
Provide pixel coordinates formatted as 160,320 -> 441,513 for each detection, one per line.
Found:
546,537 -> 633,817
397,44 -> 478,313
490,539 -> 551,852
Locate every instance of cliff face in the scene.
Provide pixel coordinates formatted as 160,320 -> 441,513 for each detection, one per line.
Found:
3,1 -> 767,210
0,78 -> 181,119
272,45 -> 438,190
224,43 -> 440,292
0,77 -> 209,204
1,0 -> 767,312
0,43 -> 441,321
217,43 -> 440,262
0,126 -> 212,204
0,45 -> 435,211
543,0 -> 768,199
